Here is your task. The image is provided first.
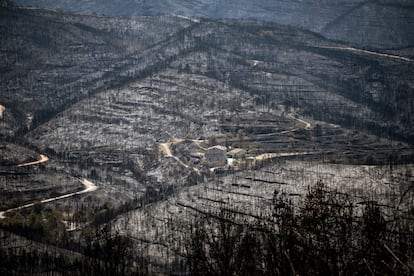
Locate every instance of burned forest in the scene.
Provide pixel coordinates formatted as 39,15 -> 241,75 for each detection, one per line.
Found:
1,0 -> 414,274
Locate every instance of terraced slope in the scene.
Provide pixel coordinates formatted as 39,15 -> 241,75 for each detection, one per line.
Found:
0,6 -> 193,138
113,160 -> 414,269
2,6 -> 413,143
1,6 -> 414,274
1,5 -> 413,209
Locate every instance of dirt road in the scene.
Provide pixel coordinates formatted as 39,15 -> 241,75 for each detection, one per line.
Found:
0,150 -> 98,219
0,104 -> 5,119
294,117 -> 312,130
285,113 -> 312,130
0,178 -> 98,219
317,45 -> 413,63
17,154 -> 49,167
159,141 -> 200,174
159,143 -> 173,157
255,151 -> 315,161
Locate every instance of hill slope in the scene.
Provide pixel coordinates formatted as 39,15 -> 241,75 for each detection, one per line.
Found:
1,6 -> 414,274
11,0 -> 414,49
1,6 -> 413,142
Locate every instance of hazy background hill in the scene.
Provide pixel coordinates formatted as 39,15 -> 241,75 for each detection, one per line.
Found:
11,0 -> 414,49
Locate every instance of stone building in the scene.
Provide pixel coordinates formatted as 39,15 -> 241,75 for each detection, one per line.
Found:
205,145 -> 227,166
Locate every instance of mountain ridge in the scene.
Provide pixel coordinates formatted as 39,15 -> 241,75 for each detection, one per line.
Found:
1,6 -> 414,274
11,0 -> 414,49
1,5 -> 413,144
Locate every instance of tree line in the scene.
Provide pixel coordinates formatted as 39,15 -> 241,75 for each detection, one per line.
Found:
185,180 -> 414,275
1,179 -> 413,275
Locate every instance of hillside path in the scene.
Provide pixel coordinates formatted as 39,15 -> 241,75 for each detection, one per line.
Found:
0,104 -> 5,119
17,154 -> 49,167
0,178 -> 97,219
317,45 -> 413,63
1,154 -> 98,219
159,140 -> 200,174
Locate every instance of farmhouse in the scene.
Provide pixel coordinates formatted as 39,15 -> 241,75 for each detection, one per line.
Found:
205,145 -> 227,166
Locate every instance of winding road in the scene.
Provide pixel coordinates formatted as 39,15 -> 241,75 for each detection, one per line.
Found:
0,178 -> 97,219
285,113 -> 312,130
17,154 -> 49,167
294,117 -> 312,130
159,114 -> 315,173
159,141 -> 201,174
0,154 -> 98,219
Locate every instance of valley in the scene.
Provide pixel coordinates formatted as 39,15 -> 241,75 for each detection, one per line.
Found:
0,2 -> 413,275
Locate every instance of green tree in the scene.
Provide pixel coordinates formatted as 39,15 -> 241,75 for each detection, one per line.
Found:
43,210 -> 67,242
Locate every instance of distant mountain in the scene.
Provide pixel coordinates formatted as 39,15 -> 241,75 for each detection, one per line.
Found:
11,0 -> 414,49
1,5 -> 413,144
